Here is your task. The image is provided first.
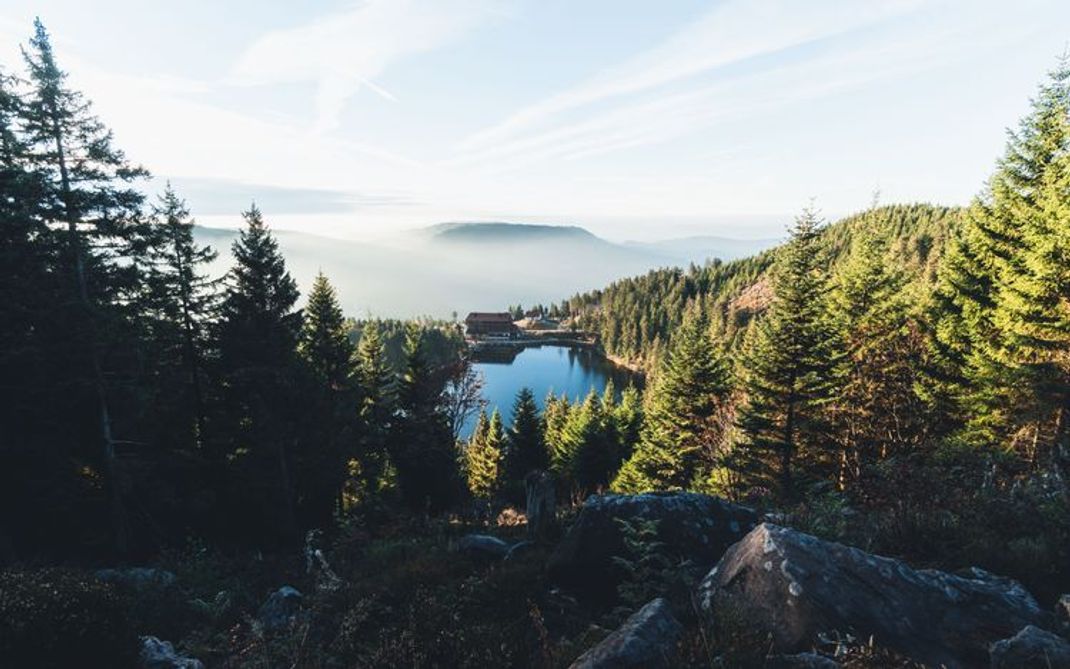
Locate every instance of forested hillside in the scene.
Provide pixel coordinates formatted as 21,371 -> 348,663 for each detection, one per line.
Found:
4,17 -> 1070,669
568,202 -> 958,371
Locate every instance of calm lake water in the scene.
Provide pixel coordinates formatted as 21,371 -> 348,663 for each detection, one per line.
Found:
464,344 -> 641,436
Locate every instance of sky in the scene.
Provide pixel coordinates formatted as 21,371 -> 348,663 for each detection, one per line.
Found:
1,0 -> 1069,241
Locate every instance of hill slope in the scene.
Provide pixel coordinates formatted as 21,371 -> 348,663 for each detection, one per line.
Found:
566,203 -> 960,370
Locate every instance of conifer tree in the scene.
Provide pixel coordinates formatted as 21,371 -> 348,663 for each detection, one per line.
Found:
20,19 -> 150,554
733,208 -> 837,500
827,221 -> 929,490
300,272 -> 354,389
140,185 -> 218,449
933,58 -> 1070,450
544,392 -> 572,477
503,387 -> 547,497
354,321 -> 394,495
390,324 -> 463,511
614,385 -> 644,461
564,389 -> 617,495
216,204 -> 303,544
613,308 -> 730,493
466,409 -> 503,499
992,129 -> 1070,469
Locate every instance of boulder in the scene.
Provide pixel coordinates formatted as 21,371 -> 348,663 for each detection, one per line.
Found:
990,625 -> 1070,668
548,492 -> 756,601
1058,594 -> 1070,625
456,534 -> 511,560
525,470 -> 557,542
96,567 -> 176,589
699,523 -> 1049,669
257,586 -> 304,631
568,598 -> 682,669
139,636 -> 203,669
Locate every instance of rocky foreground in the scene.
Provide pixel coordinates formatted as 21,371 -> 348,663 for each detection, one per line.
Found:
78,491 -> 1070,668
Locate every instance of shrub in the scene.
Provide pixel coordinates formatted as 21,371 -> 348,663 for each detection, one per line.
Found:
0,569 -> 138,668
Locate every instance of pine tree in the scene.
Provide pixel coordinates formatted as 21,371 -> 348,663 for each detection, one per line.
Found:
827,221 -> 929,490
216,204 -> 303,544
466,409 -> 503,499
991,122 -> 1070,469
613,308 -> 730,493
390,324 -> 463,511
20,19 -> 150,554
565,389 -> 616,495
300,272 -> 354,389
503,387 -> 547,498
353,321 -> 394,497
140,185 -> 218,449
734,208 -> 837,501
613,385 -> 644,462
933,58 -> 1070,451
544,392 -> 573,479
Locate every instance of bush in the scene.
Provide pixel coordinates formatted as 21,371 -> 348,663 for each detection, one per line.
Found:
0,569 -> 138,668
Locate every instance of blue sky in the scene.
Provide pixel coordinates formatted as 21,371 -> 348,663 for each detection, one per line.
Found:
2,0 -> 1069,241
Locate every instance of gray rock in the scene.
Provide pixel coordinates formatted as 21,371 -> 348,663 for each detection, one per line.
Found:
1058,594 -> 1070,624
990,625 -> 1070,668
698,523 -> 1049,669
548,492 -> 756,601
525,470 -> 557,542
769,653 -> 841,668
568,598 -> 682,669
139,636 -> 203,669
96,567 -> 176,589
456,534 -> 511,560
257,585 -> 304,631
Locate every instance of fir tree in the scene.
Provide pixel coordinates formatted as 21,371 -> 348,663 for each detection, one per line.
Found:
300,272 -> 354,389
503,387 -> 547,498
20,19 -> 150,554
353,321 -> 394,497
390,324 -> 463,511
734,208 -> 837,500
827,221 -> 929,490
216,204 -> 303,544
466,409 -> 503,499
140,185 -> 218,449
933,58 -> 1070,451
613,308 -> 730,493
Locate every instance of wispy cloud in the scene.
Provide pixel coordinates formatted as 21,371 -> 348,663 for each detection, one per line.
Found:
457,0 -> 923,155
230,0 -> 509,133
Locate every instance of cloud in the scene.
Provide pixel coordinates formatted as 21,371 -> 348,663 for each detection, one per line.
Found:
458,0 -> 923,153
230,0 -> 508,132
148,177 -> 420,216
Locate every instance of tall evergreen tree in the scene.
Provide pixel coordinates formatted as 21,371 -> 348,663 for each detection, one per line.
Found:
140,185 -> 218,450
503,387 -> 547,499
216,204 -> 303,544
613,308 -> 730,493
353,321 -> 394,498
300,272 -> 353,389
466,409 -> 503,500
20,19 -> 150,554
390,324 -> 463,511
733,208 -> 837,500
827,222 -> 930,490
933,58 -> 1070,452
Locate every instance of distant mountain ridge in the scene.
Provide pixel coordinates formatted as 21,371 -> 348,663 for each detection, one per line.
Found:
423,222 -> 598,243
194,221 -> 781,319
